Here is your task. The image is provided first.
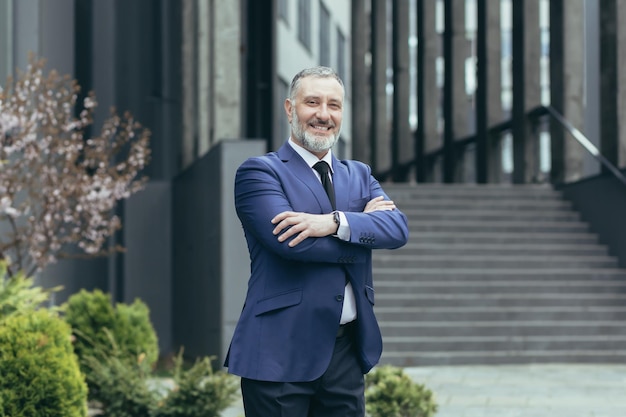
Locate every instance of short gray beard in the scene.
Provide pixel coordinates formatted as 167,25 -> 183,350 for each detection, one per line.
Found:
291,109 -> 340,153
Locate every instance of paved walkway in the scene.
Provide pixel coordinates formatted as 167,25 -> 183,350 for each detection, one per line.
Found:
222,364 -> 626,417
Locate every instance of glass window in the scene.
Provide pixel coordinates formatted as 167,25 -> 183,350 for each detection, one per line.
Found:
277,78 -> 290,143
336,27 -> 346,87
0,0 -> 13,82
319,3 -> 330,66
278,0 -> 288,23
298,0 -> 311,49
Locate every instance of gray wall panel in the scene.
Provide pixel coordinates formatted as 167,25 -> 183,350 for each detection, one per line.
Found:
124,181 -> 173,356
559,173 -> 626,268
172,140 -> 265,362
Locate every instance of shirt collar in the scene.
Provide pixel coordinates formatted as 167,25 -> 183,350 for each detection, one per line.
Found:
288,138 -> 334,173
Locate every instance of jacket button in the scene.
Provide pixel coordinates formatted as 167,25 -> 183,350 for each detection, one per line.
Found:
336,295 -> 344,302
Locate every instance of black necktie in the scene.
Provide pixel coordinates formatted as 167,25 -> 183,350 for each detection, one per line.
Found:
314,161 -> 347,286
313,161 -> 336,210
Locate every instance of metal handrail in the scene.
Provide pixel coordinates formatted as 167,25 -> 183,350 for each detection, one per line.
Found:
539,105 -> 626,188
409,105 -> 626,187
375,104 -> 626,186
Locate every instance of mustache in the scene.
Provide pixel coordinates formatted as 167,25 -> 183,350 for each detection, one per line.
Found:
309,119 -> 335,128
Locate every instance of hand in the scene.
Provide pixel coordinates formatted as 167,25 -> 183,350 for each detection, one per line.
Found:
363,196 -> 396,213
271,211 -> 336,247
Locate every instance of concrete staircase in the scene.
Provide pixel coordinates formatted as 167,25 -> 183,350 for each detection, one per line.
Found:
375,183 -> 626,366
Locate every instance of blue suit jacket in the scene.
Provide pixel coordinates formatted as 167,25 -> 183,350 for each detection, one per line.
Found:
224,142 -> 409,382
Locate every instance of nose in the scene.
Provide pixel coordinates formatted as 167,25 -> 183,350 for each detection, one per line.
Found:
316,104 -> 330,120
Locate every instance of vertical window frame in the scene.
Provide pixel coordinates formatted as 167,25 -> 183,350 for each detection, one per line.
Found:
298,0 -> 311,50
319,2 -> 331,66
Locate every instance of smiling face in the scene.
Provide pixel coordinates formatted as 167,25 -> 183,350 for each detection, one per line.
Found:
285,75 -> 344,158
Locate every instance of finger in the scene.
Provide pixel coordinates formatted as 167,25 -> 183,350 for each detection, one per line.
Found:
288,228 -> 310,247
276,222 -> 301,241
273,215 -> 298,235
271,211 -> 295,224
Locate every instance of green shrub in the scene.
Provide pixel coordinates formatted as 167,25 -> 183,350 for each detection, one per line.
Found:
82,343 -> 238,417
0,309 -> 88,417
62,289 -> 116,359
62,289 -> 237,416
365,365 -> 438,417
0,260 -> 59,321
115,300 -> 159,366
81,330 -> 158,417
156,351 -> 239,417
62,289 -> 159,376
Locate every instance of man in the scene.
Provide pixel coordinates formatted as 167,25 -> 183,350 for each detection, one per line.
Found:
224,66 -> 409,417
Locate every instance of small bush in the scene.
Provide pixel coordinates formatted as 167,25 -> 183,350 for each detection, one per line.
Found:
0,260 -> 59,321
62,289 -> 159,377
0,309 -> 88,417
156,351 -> 239,417
83,343 -> 238,417
81,330 -> 157,417
115,300 -> 160,366
62,289 -> 237,415
365,365 -> 438,417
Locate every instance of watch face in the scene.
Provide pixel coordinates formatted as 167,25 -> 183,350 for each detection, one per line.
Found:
333,211 -> 340,225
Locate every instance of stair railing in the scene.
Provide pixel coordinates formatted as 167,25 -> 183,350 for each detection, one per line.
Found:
530,105 -> 626,188
401,105 -> 626,187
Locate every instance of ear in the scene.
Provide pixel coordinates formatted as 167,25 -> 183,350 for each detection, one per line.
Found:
284,98 -> 293,122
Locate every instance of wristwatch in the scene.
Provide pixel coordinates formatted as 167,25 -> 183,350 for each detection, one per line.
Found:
332,211 -> 340,233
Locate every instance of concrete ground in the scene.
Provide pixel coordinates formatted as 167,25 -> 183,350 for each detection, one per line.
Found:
222,364 -> 626,417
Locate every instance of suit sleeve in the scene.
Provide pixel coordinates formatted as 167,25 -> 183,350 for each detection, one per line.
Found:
234,157 -> 368,264
343,169 -> 410,250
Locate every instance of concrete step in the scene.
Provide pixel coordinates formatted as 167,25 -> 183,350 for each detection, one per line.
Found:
375,293 -> 626,308
373,254 -> 619,268
373,267 -> 626,280
375,280 -> 626,295
403,208 -> 581,221
398,199 -> 573,210
408,220 -> 590,233
380,350 -> 626,367
403,231 -> 600,244
378,321 -> 626,337
382,334 -> 626,351
396,242 -> 609,256
374,306 -> 626,321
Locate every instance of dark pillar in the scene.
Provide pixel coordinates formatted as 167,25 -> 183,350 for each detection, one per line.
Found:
392,0 -> 412,181
549,0 -> 565,184
74,0 -> 92,107
244,0 -> 275,149
475,0 -> 488,183
351,0 -> 370,165
415,0 -> 425,182
442,0 -> 455,183
599,0 -> 618,169
370,0 -> 390,176
511,0 -> 526,183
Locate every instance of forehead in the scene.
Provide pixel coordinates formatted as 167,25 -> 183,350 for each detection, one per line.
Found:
296,76 -> 344,101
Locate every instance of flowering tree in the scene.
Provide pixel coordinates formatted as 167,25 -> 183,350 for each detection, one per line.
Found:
0,56 -> 151,277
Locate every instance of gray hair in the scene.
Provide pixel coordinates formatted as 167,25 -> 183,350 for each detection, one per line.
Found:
288,66 -> 345,100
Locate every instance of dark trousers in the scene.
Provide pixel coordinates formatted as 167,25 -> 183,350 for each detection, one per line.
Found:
240,323 -> 365,417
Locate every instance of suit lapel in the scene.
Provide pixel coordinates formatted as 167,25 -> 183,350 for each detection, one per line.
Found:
331,156 -> 349,212
277,143 -> 335,213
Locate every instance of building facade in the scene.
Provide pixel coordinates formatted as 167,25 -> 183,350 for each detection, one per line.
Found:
2,0 -> 626,364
